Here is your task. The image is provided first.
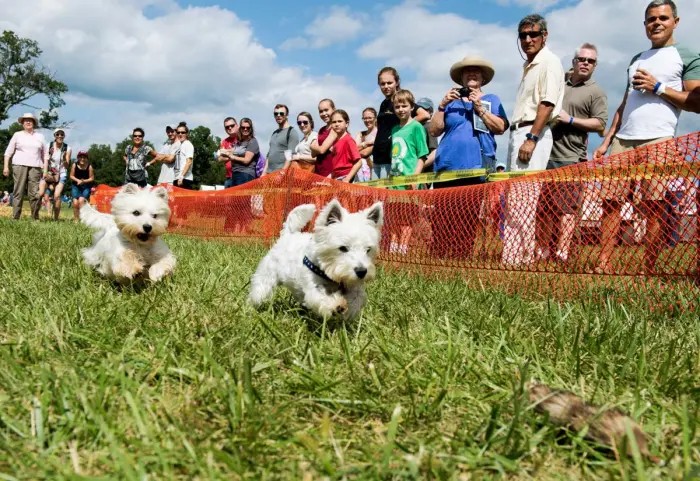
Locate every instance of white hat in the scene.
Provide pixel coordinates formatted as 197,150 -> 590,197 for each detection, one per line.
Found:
449,56 -> 496,86
18,112 -> 37,125
53,128 -> 66,135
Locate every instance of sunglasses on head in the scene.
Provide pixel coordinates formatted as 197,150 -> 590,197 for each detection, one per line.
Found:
518,30 -> 544,40
297,120 -> 309,126
224,124 -> 236,129
576,56 -> 597,65
274,111 -> 286,117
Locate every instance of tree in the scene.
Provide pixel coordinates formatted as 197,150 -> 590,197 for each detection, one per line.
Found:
0,30 -> 68,127
0,122 -> 23,192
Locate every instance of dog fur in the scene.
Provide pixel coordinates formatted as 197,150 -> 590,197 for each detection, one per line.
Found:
80,183 -> 176,283
248,199 -> 384,320
528,382 -> 660,463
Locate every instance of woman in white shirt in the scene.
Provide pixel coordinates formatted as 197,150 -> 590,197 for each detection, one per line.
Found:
354,107 -> 378,182
2,112 -> 48,220
285,112 -> 318,172
40,128 -> 72,220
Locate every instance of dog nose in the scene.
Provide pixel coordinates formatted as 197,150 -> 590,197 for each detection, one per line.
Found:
354,267 -> 367,279
143,224 -> 152,233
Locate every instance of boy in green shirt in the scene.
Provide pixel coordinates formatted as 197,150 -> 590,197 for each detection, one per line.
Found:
388,89 -> 429,254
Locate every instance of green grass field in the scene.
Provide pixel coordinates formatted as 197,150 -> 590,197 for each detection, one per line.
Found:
0,216 -> 698,480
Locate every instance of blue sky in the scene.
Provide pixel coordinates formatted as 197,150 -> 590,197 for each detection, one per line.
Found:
1,0 -> 699,162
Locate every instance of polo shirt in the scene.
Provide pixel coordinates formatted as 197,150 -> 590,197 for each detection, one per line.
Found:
550,77 -> 608,163
511,45 -> 565,124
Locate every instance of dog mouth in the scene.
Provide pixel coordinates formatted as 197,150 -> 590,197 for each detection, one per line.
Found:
136,233 -> 151,242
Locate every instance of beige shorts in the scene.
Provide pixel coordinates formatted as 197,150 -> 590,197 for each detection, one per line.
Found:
599,136 -> 675,202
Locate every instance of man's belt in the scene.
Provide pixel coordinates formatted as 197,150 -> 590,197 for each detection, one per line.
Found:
509,120 -> 535,131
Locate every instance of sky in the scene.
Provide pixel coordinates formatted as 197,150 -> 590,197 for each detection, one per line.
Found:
2,0 -> 700,163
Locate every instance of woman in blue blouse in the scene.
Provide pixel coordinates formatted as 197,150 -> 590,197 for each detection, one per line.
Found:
427,56 -> 509,260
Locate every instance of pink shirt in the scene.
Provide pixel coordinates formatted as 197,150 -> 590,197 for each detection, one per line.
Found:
4,131 -> 48,168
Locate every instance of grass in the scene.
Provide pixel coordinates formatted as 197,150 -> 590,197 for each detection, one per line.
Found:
0,216 -> 698,480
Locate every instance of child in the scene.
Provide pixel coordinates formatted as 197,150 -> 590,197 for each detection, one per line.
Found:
70,151 -> 95,222
328,109 -> 363,182
388,89 -> 429,255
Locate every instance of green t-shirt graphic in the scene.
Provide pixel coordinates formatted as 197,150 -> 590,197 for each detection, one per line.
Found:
390,120 -> 429,190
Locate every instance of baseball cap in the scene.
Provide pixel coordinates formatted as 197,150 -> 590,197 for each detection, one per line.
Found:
165,125 -> 174,132
416,97 -> 435,112
77,150 -> 89,158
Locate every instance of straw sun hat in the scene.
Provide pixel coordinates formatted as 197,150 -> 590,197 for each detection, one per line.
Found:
449,56 -> 496,86
17,112 -> 38,125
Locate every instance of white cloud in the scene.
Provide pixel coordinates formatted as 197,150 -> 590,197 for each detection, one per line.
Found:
281,6 -> 365,50
0,0 -> 369,152
494,0 -> 562,10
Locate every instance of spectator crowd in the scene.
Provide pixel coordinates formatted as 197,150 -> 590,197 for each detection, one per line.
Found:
3,0 -> 699,273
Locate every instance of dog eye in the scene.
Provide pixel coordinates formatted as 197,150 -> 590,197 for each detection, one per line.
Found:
366,247 -> 371,253
132,210 -> 141,216
339,246 -> 349,253
152,214 -> 157,219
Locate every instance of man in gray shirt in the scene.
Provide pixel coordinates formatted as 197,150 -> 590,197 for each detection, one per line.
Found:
267,103 -> 300,172
538,43 -> 608,263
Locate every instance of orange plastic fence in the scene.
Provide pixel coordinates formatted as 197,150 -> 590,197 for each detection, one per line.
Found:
92,132 -> 700,300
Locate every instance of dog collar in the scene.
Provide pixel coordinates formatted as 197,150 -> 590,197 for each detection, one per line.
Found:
303,256 -> 344,292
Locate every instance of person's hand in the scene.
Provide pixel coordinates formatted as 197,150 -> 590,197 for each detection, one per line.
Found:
557,109 -> 572,124
468,89 -> 484,107
439,88 -> 460,110
631,68 -> 657,93
593,143 -> 608,160
3,166 -> 10,177
176,178 -> 182,186
518,139 -> 536,163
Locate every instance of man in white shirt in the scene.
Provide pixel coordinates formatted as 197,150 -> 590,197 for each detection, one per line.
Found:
593,0 -> 700,274
153,125 -> 179,185
502,14 -> 564,267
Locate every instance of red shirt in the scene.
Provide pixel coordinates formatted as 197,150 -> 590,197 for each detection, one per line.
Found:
220,136 -> 238,179
314,126 -> 333,177
331,133 -> 361,179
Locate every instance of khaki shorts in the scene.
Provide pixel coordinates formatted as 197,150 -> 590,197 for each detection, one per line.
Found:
599,136 -> 675,202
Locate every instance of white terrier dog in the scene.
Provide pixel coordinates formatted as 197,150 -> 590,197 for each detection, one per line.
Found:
249,199 -> 384,320
80,183 -> 176,283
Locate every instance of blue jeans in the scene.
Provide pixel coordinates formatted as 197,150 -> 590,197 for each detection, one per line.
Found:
72,184 -> 92,200
224,177 -> 235,188
232,171 -> 255,187
371,163 -> 391,180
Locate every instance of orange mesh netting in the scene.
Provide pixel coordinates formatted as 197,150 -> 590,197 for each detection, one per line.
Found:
92,132 -> 700,302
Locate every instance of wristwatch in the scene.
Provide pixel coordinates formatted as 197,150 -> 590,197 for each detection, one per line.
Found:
525,132 -> 540,143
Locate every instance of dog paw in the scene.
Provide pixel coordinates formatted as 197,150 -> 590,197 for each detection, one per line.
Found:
334,298 -> 348,314
148,264 -> 171,282
113,261 -> 144,280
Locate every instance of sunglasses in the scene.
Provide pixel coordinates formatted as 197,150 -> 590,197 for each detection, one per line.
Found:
576,56 -> 597,65
54,133 -> 65,137
518,30 -> 544,40
176,131 -> 187,134
297,120 -> 309,126
224,124 -> 236,129
362,117 -> 375,121
132,134 -> 143,138
240,126 -> 251,131
274,111 -> 286,117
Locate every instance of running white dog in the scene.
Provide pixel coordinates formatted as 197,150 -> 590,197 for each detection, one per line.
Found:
249,199 -> 384,320
80,183 -> 176,283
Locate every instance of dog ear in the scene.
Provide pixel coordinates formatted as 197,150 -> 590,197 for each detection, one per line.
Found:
316,199 -> 345,227
151,186 -> 169,202
364,201 -> 384,227
120,183 -> 140,195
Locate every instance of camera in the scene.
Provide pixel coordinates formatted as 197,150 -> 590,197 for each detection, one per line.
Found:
457,87 -> 471,98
